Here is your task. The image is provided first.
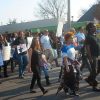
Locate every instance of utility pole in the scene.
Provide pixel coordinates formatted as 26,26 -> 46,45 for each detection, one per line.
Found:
67,0 -> 71,31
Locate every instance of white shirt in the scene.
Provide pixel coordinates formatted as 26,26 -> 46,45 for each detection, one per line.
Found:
67,48 -> 76,61
2,43 -> 11,61
27,36 -> 33,49
40,35 -> 52,49
62,48 -> 76,61
62,46 -> 76,65
75,32 -> 85,42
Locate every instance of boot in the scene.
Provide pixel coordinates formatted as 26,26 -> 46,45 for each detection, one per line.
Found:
56,86 -> 63,95
45,76 -> 51,86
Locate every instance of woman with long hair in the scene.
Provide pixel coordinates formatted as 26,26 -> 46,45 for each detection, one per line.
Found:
28,37 -> 48,95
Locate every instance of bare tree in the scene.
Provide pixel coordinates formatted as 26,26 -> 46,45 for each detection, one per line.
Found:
36,0 -> 67,20
8,18 -> 17,24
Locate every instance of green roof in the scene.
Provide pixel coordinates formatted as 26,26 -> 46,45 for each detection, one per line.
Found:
30,26 -> 57,33
71,22 -> 87,29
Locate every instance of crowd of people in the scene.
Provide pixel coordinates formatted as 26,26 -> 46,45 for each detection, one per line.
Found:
0,22 -> 100,97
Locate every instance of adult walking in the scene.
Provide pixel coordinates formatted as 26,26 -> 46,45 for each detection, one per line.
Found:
12,31 -> 29,78
85,23 -> 100,91
28,37 -> 48,94
40,30 -> 54,68
57,32 -> 80,96
0,35 -> 10,77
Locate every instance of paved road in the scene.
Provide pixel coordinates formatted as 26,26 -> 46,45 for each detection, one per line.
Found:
0,66 -> 100,100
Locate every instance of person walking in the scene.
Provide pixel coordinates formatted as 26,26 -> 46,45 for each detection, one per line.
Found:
40,30 -> 54,68
57,32 -> 80,96
85,22 -> 100,91
28,37 -> 48,95
0,35 -> 10,78
12,31 -> 29,78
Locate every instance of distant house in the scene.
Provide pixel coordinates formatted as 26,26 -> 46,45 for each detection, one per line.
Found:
78,4 -> 100,22
1,4 -> 100,34
0,19 -> 59,34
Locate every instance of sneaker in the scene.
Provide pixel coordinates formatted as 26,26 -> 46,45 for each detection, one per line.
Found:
30,90 -> 37,93
93,80 -> 98,86
70,91 -> 79,96
79,74 -> 83,80
64,88 -> 69,95
4,75 -> 9,78
63,87 -> 68,93
22,72 -> 25,76
93,87 -> 100,92
43,90 -> 48,95
19,76 -> 24,79
85,78 -> 93,86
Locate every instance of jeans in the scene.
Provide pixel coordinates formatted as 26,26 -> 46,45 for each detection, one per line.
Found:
40,66 -> 48,77
17,53 -> 28,77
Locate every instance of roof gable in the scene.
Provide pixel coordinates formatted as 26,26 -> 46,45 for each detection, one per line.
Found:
78,5 -> 97,22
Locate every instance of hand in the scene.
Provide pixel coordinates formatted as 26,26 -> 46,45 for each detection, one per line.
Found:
90,58 -> 93,63
66,66 -> 70,72
73,60 -> 79,65
28,67 -> 32,73
88,56 -> 93,63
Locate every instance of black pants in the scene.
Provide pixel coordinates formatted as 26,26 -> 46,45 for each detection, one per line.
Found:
80,47 -> 92,72
64,66 -> 77,91
10,58 -> 16,72
59,65 -> 77,91
97,59 -> 100,75
30,72 -> 45,92
0,60 -> 10,77
87,57 -> 98,86
81,57 -> 92,72
59,66 -> 63,79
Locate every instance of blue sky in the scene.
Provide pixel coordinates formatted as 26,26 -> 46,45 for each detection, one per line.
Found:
0,0 -> 96,25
